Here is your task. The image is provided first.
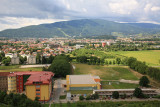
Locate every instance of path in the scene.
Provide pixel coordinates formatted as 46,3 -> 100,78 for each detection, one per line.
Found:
20,64 -> 51,68
53,79 -> 63,102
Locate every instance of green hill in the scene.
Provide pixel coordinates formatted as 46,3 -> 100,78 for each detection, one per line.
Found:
0,19 -> 160,38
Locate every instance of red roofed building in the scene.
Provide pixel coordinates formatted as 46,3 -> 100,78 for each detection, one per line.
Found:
25,72 -> 54,101
7,71 -> 54,101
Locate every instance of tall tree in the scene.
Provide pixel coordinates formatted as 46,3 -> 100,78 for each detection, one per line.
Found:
139,76 -> 150,87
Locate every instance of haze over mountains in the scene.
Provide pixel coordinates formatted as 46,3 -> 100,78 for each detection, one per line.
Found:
0,19 -> 160,38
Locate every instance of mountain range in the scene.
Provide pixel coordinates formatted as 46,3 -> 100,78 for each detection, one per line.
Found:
0,19 -> 160,38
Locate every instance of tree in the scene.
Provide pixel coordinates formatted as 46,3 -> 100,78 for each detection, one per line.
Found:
109,61 -> 112,65
48,55 -> 54,64
76,56 -> 88,63
112,91 -> 119,99
48,55 -> 71,77
42,56 -> 47,64
127,57 -> 137,66
105,60 -> 108,65
113,60 -> 116,65
36,53 -> 41,64
133,88 -> 143,98
2,57 -> 11,66
116,58 -> 121,65
79,95 -> 84,100
139,76 -> 150,87
19,55 -> 24,64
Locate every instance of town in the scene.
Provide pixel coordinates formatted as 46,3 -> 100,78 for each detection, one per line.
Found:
0,37 -> 160,107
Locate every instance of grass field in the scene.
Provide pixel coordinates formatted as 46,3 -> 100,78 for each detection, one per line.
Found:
0,65 -> 42,72
101,81 -> 139,89
109,50 -> 160,66
73,64 -> 138,80
43,101 -> 160,107
67,90 -> 93,94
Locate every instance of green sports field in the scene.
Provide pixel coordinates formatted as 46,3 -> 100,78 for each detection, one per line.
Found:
110,50 -> 160,66
73,64 -> 138,80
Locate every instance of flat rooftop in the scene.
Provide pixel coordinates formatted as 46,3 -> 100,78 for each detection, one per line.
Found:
69,75 -> 97,85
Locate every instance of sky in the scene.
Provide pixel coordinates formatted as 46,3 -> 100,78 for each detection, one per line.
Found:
0,0 -> 160,31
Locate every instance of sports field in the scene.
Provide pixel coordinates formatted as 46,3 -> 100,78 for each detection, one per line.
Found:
73,64 -> 138,80
0,65 -> 42,72
110,50 -> 160,66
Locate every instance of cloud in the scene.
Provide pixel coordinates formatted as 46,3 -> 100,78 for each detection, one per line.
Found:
0,0 -> 160,31
0,17 -> 66,31
151,6 -> 160,11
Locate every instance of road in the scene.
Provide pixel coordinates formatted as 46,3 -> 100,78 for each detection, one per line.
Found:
49,79 -> 63,107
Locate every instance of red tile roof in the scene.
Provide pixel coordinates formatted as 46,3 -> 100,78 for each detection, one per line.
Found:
0,72 -> 10,76
25,72 -> 54,85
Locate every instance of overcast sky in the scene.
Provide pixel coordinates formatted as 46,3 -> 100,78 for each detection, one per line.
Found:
0,0 -> 160,31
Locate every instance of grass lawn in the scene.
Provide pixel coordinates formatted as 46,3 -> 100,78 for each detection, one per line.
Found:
101,81 -> 139,89
0,66 -> 42,72
73,64 -> 138,80
0,65 -> 19,70
109,50 -> 160,66
67,90 -> 93,95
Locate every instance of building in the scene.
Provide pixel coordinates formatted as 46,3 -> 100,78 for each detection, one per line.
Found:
102,42 -> 106,47
76,44 -> 84,49
11,53 -> 20,64
8,73 -> 17,93
25,72 -> 54,101
66,75 -> 101,91
7,71 -> 54,101
93,89 -> 158,97
0,72 -> 10,92
28,55 -> 36,64
5,53 -> 13,58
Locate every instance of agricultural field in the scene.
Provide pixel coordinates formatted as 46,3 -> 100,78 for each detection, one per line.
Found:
109,50 -> 160,66
73,64 -> 138,80
0,65 -> 42,72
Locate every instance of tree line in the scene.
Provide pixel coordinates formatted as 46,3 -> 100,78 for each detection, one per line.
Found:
126,57 -> 160,81
0,91 -> 41,107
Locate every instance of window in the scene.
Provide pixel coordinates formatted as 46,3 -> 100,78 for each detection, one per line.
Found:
36,89 -> 40,91
36,93 -> 40,95
36,85 -> 40,88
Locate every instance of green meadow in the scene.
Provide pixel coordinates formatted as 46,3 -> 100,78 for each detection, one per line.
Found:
109,50 -> 160,66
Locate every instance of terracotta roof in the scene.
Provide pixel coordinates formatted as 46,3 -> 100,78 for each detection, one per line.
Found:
0,72 -> 10,76
25,71 -> 54,85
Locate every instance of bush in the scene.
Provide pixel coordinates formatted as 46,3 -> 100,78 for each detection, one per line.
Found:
133,88 -> 144,98
79,95 -> 84,100
139,76 -> 150,87
112,91 -> 119,99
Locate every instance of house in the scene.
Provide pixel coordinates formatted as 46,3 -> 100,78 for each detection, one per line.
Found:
66,75 -> 101,91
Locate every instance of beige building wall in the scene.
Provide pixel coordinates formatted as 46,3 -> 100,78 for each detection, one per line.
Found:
26,85 -> 36,100
8,76 -> 17,93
